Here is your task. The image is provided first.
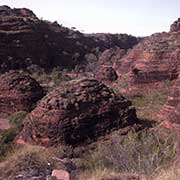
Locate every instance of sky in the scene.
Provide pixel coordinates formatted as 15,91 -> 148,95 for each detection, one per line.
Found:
0,0 -> 180,36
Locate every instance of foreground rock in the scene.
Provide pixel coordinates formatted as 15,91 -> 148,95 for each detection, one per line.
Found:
18,79 -> 138,146
51,169 -> 70,180
0,71 -> 44,115
0,118 -> 10,131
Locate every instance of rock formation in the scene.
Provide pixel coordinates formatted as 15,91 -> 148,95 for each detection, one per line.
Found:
113,19 -> 180,87
0,5 -> 139,73
0,71 -> 44,114
98,47 -> 126,66
94,48 -> 125,83
170,18 -> 180,32
18,79 -> 138,146
95,66 -> 118,83
159,74 -> 180,128
88,33 -> 139,50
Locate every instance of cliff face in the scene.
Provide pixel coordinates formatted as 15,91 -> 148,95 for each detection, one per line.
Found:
0,6 -> 86,71
159,74 -> 180,130
113,19 -> 180,88
0,6 -> 139,73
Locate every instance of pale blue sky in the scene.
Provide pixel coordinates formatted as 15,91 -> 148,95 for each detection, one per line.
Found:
0,0 -> 179,36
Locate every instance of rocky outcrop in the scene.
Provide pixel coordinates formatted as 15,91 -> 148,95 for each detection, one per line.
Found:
95,66 -> 118,83
18,79 -> 138,146
114,26 -> 180,86
0,5 -> 37,19
0,71 -> 44,115
98,48 -> 126,66
170,18 -> 180,32
160,75 -> 180,128
0,6 -> 139,73
88,33 -> 140,50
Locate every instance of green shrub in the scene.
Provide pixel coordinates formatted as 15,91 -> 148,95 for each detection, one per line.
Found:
0,127 -> 18,160
8,111 -> 27,128
51,68 -> 71,85
0,111 -> 28,159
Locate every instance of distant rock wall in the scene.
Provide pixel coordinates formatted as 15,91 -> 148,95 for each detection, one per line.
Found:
114,31 -> 180,86
0,6 -> 139,73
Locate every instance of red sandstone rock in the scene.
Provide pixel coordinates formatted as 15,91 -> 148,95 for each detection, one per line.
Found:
0,118 -> 10,130
51,169 -> 70,180
114,31 -> 180,86
95,66 -> 118,83
98,48 -> 126,66
18,79 -> 138,146
159,75 -> 180,128
0,70 -> 44,115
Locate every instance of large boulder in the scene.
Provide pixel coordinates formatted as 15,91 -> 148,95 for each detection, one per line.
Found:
0,71 -> 44,115
18,79 -> 138,146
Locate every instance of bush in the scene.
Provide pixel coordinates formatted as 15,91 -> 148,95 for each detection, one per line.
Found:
8,110 -> 27,128
51,67 -> 71,85
0,128 -> 16,160
31,68 -> 72,88
0,111 -> 28,159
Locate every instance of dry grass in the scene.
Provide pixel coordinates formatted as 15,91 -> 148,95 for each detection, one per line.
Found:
112,77 -> 173,121
79,129 -> 180,179
79,168 -> 118,180
0,145 -> 55,178
154,168 -> 180,180
79,167 -> 144,180
130,87 -> 168,121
